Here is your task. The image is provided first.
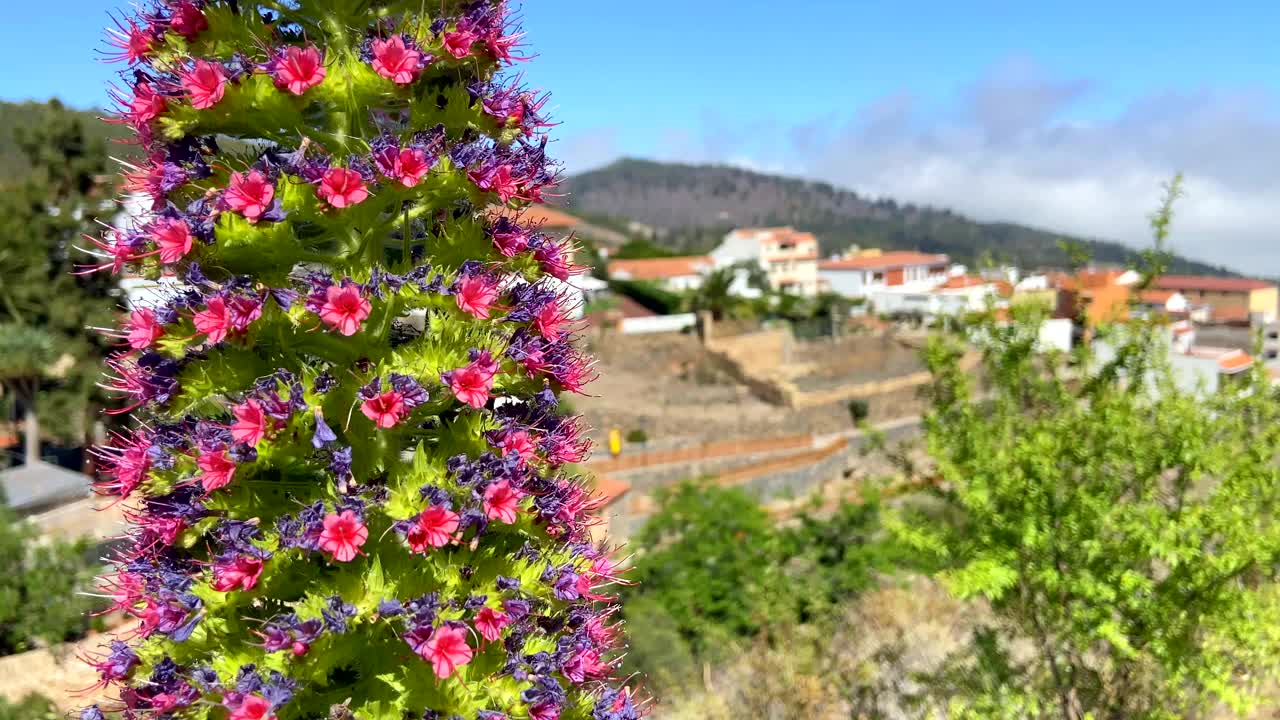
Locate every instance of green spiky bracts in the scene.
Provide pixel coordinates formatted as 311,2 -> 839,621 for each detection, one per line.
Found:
84,3 -> 639,720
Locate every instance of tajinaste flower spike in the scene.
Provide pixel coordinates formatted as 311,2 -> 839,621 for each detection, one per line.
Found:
85,2 -> 641,719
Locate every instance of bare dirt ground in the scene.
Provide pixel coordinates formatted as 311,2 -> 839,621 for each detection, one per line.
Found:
577,332 -> 793,447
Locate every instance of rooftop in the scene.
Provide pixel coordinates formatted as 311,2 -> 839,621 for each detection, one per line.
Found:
0,460 -> 91,514
938,274 -> 991,290
607,256 -> 713,281
1217,350 -> 1253,374
1139,289 -> 1179,304
728,227 -> 818,246
489,204 -> 582,228
819,251 -> 949,272
1154,275 -> 1276,293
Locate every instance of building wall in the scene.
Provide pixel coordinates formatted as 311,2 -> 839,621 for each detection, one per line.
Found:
820,268 -> 868,296
710,232 -> 763,268
767,258 -> 819,295
1084,284 -> 1131,325
1159,287 -> 1277,323
1251,287 -> 1279,321
819,266 -> 946,299
658,274 -> 704,292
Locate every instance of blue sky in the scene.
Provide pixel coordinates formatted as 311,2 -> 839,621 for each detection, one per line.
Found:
4,1 -> 1279,270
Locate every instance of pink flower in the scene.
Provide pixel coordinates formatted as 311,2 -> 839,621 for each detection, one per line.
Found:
533,300 -> 571,342
125,308 -> 164,350
371,36 -> 424,84
474,606 -> 510,642
223,171 -> 275,222
361,390 -> 407,428
211,556 -> 264,592
168,1 -> 208,40
230,399 -> 268,446
318,284 -> 371,336
422,624 -> 472,678
104,15 -> 156,64
193,296 -> 232,344
586,613 -> 622,647
227,295 -> 263,332
529,704 -> 560,720
181,60 -> 227,109
319,511 -> 368,562
446,354 -> 499,409
127,82 -> 167,125
407,505 -> 460,552
229,695 -> 273,720
469,164 -> 518,203
271,45 -> 326,95
149,217 -> 194,264
197,451 -> 236,492
495,429 -> 537,461
482,480 -> 522,524
392,148 -> 432,187
529,702 -> 560,717
442,29 -> 477,58
317,167 -> 369,208
490,223 -> 528,257
454,274 -> 500,319
561,647 -> 611,683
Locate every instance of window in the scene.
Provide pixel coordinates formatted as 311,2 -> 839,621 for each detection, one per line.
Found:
873,271 -> 884,283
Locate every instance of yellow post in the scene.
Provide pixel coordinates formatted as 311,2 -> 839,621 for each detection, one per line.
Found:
608,429 -> 622,457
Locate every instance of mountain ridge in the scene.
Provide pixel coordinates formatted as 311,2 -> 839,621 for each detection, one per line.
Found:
560,158 -> 1236,277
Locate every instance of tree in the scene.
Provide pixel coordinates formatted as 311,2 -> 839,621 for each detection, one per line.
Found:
0,504 -> 100,655
686,266 -> 738,321
0,325 -> 58,464
81,3 -> 639,720
0,100 -> 121,445
628,481 -> 789,653
906,301 -> 1280,718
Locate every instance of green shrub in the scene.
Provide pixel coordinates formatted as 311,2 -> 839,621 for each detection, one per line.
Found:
0,694 -> 58,720
0,506 -> 100,655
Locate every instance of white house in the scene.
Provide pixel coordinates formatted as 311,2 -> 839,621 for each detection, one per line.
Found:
606,256 -> 714,292
818,251 -> 950,298
711,227 -> 820,296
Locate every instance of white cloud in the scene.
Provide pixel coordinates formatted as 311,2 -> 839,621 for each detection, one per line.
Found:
555,59 -> 1280,274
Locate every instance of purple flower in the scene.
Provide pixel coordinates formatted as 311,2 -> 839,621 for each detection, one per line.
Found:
312,372 -> 337,395
322,595 -> 357,634
503,599 -> 531,620
329,445 -> 353,478
261,671 -> 297,708
258,622 -> 292,652
312,411 -> 337,448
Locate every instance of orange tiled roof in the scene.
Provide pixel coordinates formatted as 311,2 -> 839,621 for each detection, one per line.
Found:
819,251 -> 949,272
1139,289 -> 1177,304
730,226 -> 818,246
1048,269 -> 1135,291
607,256 -> 712,281
490,204 -> 581,228
1155,275 -> 1276,293
594,476 -> 631,507
1077,269 -> 1133,288
1218,351 -> 1253,374
1212,305 -> 1252,323
939,274 -> 989,289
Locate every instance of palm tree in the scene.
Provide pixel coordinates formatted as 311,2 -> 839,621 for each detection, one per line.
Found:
0,324 -> 58,466
689,265 -> 738,321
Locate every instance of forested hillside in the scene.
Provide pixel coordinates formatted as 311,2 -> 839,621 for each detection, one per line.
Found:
0,101 -> 130,182
562,158 -> 1235,274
